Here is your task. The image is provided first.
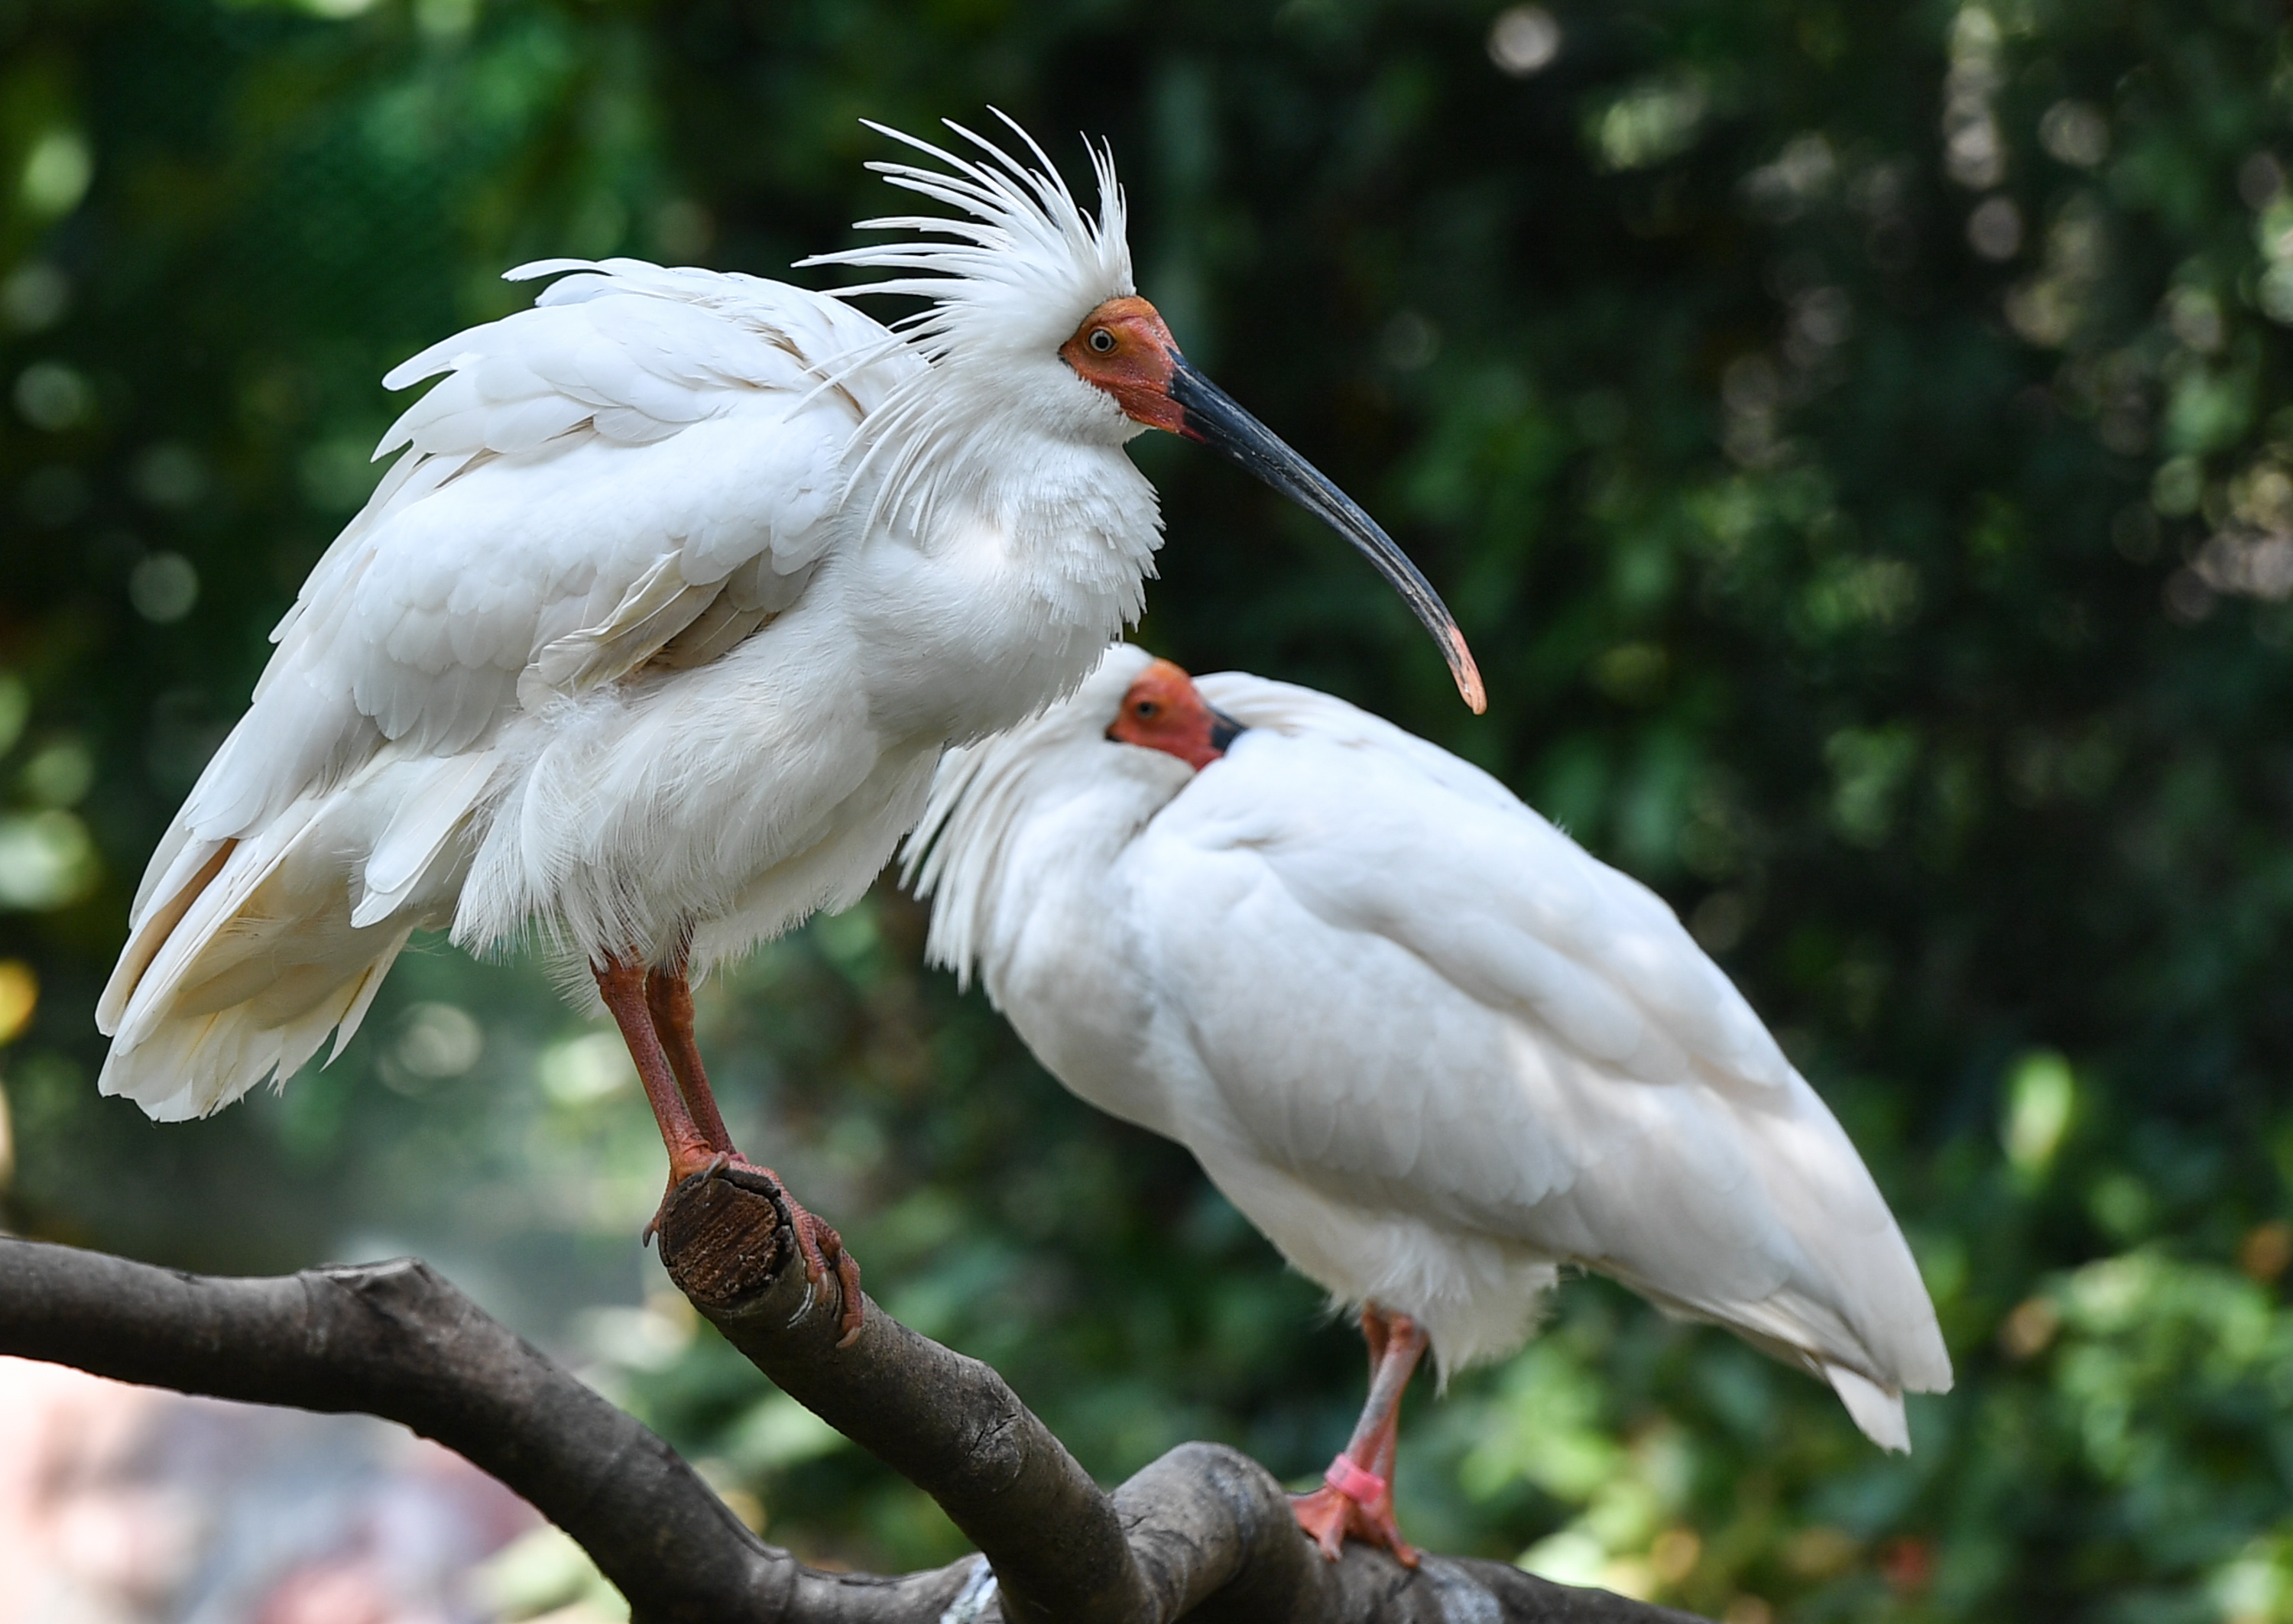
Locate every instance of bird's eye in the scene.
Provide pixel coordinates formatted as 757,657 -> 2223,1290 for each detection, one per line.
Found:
1088,328 -> 1117,354
1134,700 -> 1158,718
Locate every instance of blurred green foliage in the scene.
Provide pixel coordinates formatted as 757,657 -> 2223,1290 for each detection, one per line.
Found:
6,0 -> 2293,1618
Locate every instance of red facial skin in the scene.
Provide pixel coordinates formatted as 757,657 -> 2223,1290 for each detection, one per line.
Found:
1060,296 -> 1187,435
1106,660 -> 1228,771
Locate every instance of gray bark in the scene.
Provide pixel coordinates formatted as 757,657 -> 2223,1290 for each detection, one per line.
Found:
0,1163 -> 1704,1624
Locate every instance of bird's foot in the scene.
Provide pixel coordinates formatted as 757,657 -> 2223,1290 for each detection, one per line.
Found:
1291,1454 -> 1419,1568
647,1152 -> 864,1347
773,1172 -> 864,1349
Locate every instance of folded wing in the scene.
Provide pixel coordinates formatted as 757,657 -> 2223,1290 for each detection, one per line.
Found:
99,260 -> 916,1117
1143,673 -> 1950,1444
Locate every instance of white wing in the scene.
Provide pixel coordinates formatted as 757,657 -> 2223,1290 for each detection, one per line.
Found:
1191,672 -> 1798,1097
185,259 -> 912,845
1134,676 -> 1950,1438
99,259 -> 916,1115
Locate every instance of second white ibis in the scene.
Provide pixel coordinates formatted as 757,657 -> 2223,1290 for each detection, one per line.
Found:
906,646 -> 1951,1560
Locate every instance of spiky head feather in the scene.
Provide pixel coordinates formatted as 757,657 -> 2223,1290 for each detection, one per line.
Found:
799,111 -> 1136,362
799,112 -> 1150,541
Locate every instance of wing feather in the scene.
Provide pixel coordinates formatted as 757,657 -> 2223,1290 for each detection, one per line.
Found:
102,260 -> 921,1076
250,262 -> 911,806
1133,689 -> 1950,1408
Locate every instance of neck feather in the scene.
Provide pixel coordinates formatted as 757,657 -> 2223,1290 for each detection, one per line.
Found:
904,649 -> 1182,985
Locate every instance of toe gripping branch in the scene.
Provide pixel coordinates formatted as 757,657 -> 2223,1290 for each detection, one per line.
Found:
660,1159 -> 864,1346
654,1161 -> 860,1341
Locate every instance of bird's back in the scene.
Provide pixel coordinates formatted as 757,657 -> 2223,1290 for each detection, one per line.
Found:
1163,674 -> 1948,1441
98,261 -> 916,1120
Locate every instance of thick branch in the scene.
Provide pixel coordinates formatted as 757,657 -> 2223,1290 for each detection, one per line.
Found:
657,1168 -> 1152,1624
0,1234 -> 965,1624
650,1166 -> 1701,1624
0,1186 -> 1703,1624
1109,1442 -> 1705,1624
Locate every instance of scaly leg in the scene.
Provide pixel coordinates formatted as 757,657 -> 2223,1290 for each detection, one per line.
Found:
595,955 -> 716,1180
1290,1305 -> 1429,1567
634,948 -> 864,1347
642,937 -> 735,1152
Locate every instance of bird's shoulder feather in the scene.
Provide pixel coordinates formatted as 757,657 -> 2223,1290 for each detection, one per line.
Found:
1183,673 -> 1794,1095
186,261 -> 916,848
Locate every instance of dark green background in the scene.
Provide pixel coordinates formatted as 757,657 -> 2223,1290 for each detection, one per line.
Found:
5,0 -> 2293,1618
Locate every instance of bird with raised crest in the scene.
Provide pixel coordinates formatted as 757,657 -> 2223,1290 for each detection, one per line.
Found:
906,646 -> 1951,1559
93,117 -> 1482,1344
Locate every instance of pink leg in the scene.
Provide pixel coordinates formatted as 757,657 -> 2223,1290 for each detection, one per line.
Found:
594,950 -> 865,1348
594,956 -> 717,1179
643,952 -> 735,1152
641,954 -> 864,1347
1291,1305 -> 1429,1567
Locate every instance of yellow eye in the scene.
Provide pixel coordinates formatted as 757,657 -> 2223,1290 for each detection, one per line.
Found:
1088,328 -> 1117,354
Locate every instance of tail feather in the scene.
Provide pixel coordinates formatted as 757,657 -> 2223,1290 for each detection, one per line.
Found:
104,800 -> 324,1056
99,750 -> 485,1119
1824,1363 -> 1911,1452
100,833 -> 418,1117
328,946 -> 402,1064
1627,1266 -> 1948,1453
126,815 -> 207,935
96,838 -> 235,1036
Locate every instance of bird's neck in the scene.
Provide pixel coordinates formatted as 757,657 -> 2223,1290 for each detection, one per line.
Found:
929,756 -> 1179,997
926,755 -> 1187,1139
842,417 -> 1164,744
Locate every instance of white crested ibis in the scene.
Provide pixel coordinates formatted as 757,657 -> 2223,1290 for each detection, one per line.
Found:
94,118 -> 1481,1340
906,647 -> 1951,1559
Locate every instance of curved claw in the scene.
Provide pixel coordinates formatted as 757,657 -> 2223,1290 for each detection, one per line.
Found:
782,1201 -> 866,1347
829,1245 -> 864,1349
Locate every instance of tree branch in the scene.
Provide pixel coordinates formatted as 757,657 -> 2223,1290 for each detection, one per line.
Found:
0,1233 -> 967,1623
0,1171 -> 1704,1624
657,1167 -> 1152,1623
650,1166 -> 1705,1624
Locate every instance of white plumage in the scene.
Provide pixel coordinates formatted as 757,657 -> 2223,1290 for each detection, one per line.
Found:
95,115 -> 1477,1159
907,646 -> 1951,1512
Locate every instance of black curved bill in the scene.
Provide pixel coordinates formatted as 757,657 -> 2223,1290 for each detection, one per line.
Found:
1208,707 -> 1246,754
1167,359 -> 1486,714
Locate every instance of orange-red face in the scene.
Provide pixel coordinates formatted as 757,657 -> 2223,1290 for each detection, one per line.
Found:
1060,297 -> 1185,434
1105,659 -> 1244,772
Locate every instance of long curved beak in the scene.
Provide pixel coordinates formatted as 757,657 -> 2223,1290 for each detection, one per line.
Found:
1166,360 -> 1485,714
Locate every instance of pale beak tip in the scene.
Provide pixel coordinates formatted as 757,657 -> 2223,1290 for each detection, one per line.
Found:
1448,627 -> 1487,714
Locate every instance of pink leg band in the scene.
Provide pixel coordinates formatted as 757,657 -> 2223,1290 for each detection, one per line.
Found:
1324,1454 -> 1388,1506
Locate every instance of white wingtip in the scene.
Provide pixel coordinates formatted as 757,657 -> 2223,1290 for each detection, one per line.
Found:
1825,1362 -> 1912,1452
503,258 -> 596,284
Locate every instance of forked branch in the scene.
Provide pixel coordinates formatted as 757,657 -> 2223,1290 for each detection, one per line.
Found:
0,1169 -> 1701,1624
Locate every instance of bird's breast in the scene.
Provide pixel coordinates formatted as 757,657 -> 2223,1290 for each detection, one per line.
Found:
844,509 -> 1145,745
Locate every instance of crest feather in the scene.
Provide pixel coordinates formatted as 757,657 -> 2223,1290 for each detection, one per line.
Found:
798,110 -> 1135,360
